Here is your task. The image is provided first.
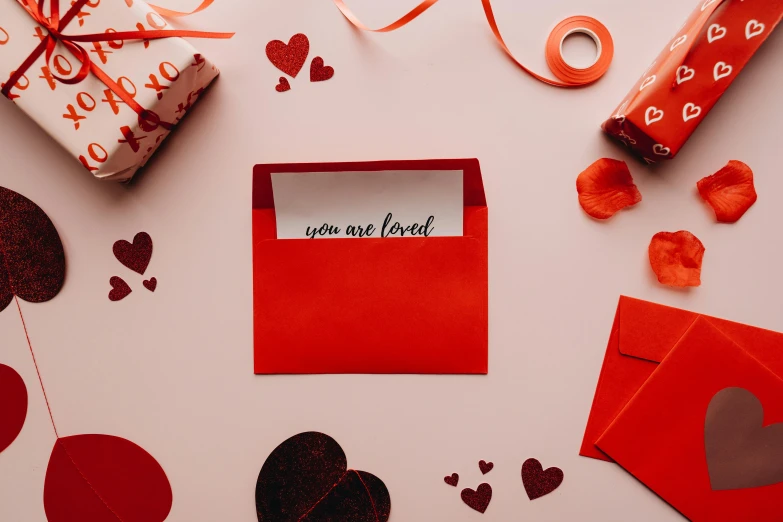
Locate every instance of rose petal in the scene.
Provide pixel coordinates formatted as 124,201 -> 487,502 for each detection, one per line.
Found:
648,231 -> 705,287
576,159 -> 642,219
697,160 -> 757,223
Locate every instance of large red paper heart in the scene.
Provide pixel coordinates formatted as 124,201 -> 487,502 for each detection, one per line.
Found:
113,232 -> 153,275
255,431 -> 391,521
108,277 -> 132,301
522,458 -> 564,500
310,57 -> 334,82
0,364 -> 27,454
461,483 -> 492,513
266,33 -> 309,78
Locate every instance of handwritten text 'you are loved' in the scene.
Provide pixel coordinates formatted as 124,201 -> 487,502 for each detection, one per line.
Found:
306,213 -> 435,239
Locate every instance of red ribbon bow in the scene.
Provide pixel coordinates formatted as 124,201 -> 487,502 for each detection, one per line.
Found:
2,0 -> 233,129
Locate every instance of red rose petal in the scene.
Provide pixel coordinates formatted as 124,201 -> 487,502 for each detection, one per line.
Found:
0,364 -> 27,454
697,160 -> 757,223
576,158 -> 642,219
648,231 -> 705,287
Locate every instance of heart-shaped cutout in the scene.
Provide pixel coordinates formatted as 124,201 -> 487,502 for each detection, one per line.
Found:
143,277 -> 157,292
275,77 -> 291,92
461,483 -> 491,513
255,432 -> 390,521
478,460 -> 493,474
522,458 -> 563,500
310,57 -> 334,82
108,276 -> 132,302
266,33 -> 309,77
705,387 -> 783,490
113,232 -> 152,275
444,473 -> 459,486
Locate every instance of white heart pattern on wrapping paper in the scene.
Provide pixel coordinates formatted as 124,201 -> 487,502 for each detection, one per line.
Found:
683,102 -> 701,122
701,0 -> 717,11
746,20 -> 765,39
645,106 -> 664,126
707,23 -> 727,43
613,100 -> 629,123
713,62 -> 732,81
619,131 -> 636,145
676,65 -> 695,84
639,75 -> 656,91
670,35 -> 688,51
653,144 -> 670,156
643,158 -> 656,165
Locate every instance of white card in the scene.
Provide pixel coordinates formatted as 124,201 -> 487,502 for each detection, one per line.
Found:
271,170 -> 464,239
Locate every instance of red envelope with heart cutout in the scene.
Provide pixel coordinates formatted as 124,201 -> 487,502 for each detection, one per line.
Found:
580,295 -> 783,461
595,317 -> 783,521
252,159 -> 488,374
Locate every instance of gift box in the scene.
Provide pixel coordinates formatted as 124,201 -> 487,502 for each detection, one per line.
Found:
602,0 -> 783,163
0,0 -> 221,182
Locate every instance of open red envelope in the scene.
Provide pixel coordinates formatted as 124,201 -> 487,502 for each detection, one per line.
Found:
580,295 -> 783,461
596,318 -> 783,521
252,159 -> 488,374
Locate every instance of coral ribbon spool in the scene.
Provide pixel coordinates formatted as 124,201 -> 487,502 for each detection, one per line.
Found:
333,0 -> 613,88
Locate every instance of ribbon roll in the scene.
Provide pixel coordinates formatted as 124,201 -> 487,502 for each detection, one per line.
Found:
333,0 -> 614,88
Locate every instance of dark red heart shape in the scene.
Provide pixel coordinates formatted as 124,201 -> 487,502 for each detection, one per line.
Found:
479,460 -> 493,474
444,473 -> 459,487
108,276 -> 132,302
275,77 -> 291,93
143,277 -> 157,292
522,458 -> 563,500
113,232 -> 152,275
461,483 -> 492,513
255,432 -> 391,521
266,33 -> 309,78
310,57 -> 334,82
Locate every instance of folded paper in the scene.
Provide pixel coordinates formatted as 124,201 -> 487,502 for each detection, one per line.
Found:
252,159 -> 488,374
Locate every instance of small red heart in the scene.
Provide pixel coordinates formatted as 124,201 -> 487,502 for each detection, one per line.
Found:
113,232 -> 152,275
478,460 -> 493,475
143,277 -> 157,292
461,483 -> 492,513
108,276 -> 132,302
275,77 -> 291,93
522,458 -> 564,500
310,57 -> 334,82
266,33 -> 309,78
444,473 -> 459,487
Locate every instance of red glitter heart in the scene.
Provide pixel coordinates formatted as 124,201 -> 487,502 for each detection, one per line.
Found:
143,277 -> 157,292
113,232 -> 152,275
461,483 -> 492,513
522,458 -> 564,500
310,57 -> 334,82
108,276 -> 132,302
275,77 -> 291,93
444,473 -> 459,487
266,33 -> 309,78
479,460 -> 493,474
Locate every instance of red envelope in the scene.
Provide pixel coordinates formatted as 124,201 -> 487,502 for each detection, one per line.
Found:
596,318 -> 783,521
580,295 -> 783,461
252,159 -> 488,374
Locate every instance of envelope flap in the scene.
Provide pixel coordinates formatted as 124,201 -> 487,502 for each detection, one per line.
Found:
618,295 -> 698,362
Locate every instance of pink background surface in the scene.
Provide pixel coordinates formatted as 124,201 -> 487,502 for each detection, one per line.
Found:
1,0 -> 782,520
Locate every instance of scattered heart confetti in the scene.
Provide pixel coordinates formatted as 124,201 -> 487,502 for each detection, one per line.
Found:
697,160 -> 757,223
576,158 -> 642,219
143,277 -> 157,292
444,473 -> 459,487
648,231 -> 705,287
266,33 -> 309,78
113,232 -> 153,275
108,276 -> 132,301
44,434 -> 173,522
479,460 -> 494,474
522,458 -> 564,500
0,364 -> 27,454
275,77 -> 291,92
310,56 -> 334,82
0,186 -> 66,313
256,432 -> 391,521
461,483 -> 492,513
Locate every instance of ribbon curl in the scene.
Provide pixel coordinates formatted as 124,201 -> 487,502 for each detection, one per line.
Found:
2,0 -> 233,129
